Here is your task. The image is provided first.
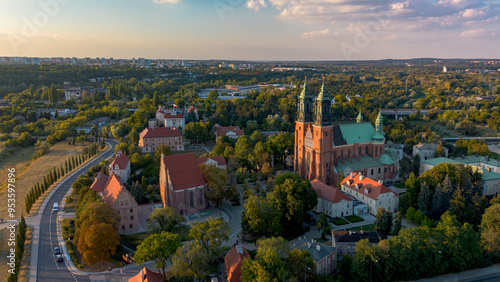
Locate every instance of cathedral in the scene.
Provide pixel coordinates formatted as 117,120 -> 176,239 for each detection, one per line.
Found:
294,79 -> 398,187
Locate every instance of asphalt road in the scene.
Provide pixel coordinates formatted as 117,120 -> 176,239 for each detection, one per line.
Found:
37,140 -> 117,282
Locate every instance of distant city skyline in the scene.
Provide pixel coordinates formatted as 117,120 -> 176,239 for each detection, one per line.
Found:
1,0 -> 499,60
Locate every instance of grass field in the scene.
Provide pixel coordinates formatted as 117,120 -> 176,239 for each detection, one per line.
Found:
0,229 -> 12,279
345,215 -> 364,223
0,142 -> 93,219
332,218 -> 350,225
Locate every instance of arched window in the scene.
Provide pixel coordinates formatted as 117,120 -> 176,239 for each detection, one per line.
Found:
358,147 -> 361,156
378,167 -> 381,174
365,146 -> 369,155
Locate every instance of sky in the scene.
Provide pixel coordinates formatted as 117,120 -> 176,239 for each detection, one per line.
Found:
0,0 -> 499,60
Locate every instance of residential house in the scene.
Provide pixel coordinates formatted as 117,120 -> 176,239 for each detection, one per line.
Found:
311,180 -> 353,218
160,153 -> 209,215
139,127 -> 184,153
332,231 -> 380,261
413,143 -> 448,160
196,156 -> 227,170
108,151 -> 131,184
421,156 -> 500,196
225,245 -> 250,282
295,239 -> 336,275
155,106 -> 185,128
214,124 -> 245,140
100,174 -> 140,233
90,172 -> 109,193
340,173 -> 399,215
128,267 -> 163,282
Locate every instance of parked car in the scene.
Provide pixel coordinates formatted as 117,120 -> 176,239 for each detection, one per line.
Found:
56,254 -> 63,262
54,247 -> 61,255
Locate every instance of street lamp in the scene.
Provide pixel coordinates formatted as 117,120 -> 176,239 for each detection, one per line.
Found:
304,265 -> 311,282
370,259 -> 378,282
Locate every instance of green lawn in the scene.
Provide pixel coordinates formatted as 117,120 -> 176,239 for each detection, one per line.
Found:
345,215 -> 364,223
332,218 -> 349,225
348,224 -> 375,232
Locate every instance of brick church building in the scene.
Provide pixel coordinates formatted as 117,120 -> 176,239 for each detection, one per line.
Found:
294,80 -> 398,187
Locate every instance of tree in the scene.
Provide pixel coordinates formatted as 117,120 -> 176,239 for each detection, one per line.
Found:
152,91 -> 159,108
285,249 -> 314,281
134,232 -> 182,280
405,173 -> 420,205
399,156 -> 413,179
154,144 -> 171,164
392,211 -> 402,235
375,207 -> 392,238
241,237 -> 290,281
480,203 -> 500,261
201,164 -> 229,207
317,212 -> 331,240
449,189 -> 467,223
418,183 -> 431,215
208,89 -> 219,101
337,254 -> 354,281
434,143 -> 445,157
189,217 -> 230,262
78,222 -> 119,266
413,154 -> 421,176
147,206 -> 185,233
429,184 -> 447,219
171,241 -> 211,279
241,193 -> 282,237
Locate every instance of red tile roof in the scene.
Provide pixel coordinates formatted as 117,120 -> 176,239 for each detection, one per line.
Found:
215,128 -> 245,137
110,151 -> 130,170
340,173 -> 398,200
90,172 -> 109,193
128,267 -> 163,282
164,113 -> 184,119
162,153 -> 207,191
311,180 -> 353,203
225,245 -> 250,282
140,127 -> 182,138
101,174 -> 131,205
196,156 -> 227,166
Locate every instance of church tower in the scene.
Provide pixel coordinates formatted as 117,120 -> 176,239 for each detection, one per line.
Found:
297,78 -> 314,123
314,78 -> 332,126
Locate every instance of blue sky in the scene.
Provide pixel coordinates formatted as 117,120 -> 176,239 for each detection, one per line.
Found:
0,0 -> 499,60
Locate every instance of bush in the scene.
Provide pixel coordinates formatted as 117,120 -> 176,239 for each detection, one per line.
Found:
66,240 -> 81,268
249,172 -> 258,183
61,218 -> 75,240
235,170 -> 247,184
345,215 -> 364,223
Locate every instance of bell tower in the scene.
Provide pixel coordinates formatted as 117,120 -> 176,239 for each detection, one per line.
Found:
297,77 -> 314,123
314,78 -> 332,126
295,78 -> 314,178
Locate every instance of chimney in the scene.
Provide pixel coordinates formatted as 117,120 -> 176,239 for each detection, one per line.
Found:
308,243 -> 311,248
350,172 -> 353,179
378,179 -> 383,185
359,173 -> 364,181
316,245 -> 321,251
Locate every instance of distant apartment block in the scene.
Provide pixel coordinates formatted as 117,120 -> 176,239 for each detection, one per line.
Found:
63,82 -> 109,102
155,106 -> 185,129
139,127 -> 184,153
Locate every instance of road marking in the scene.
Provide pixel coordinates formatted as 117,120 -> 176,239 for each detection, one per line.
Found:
49,211 -> 61,269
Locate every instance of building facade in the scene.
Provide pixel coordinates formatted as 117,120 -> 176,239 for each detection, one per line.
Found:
160,153 -> 209,215
332,231 -> 380,261
197,156 -> 227,170
108,151 -> 131,184
214,125 -> 245,139
311,180 -> 353,218
413,143 -> 449,160
340,173 -> 399,215
99,175 -> 140,233
294,80 -> 398,188
139,127 -> 184,153
295,240 -> 336,275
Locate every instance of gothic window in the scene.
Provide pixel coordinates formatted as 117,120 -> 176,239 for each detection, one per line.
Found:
378,167 -> 381,174
190,191 -> 194,208
371,169 -> 374,175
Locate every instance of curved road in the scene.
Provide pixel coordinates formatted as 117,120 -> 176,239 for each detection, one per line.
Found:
35,140 -> 118,282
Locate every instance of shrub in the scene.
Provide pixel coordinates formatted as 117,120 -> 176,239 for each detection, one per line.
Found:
332,218 -> 349,225
345,215 -> 364,223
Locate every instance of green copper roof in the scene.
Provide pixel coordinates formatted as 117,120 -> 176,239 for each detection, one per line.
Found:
335,156 -> 384,173
299,79 -> 313,99
379,154 -> 395,165
335,122 -> 375,145
317,82 -> 329,101
422,157 -> 500,181
421,157 -> 462,166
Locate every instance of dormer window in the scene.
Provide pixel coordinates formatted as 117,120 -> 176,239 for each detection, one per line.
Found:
115,164 -> 119,170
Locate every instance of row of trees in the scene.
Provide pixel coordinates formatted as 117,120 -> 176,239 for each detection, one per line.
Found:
7,215 -> 27,282
24,144 -> 101,214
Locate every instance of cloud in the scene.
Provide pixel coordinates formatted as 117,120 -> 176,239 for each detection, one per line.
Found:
246,0 -> 267,11
460,28 -> 498,37
300,29 -> 330,38
246,0 -> 500,36
153,0 -> 182,4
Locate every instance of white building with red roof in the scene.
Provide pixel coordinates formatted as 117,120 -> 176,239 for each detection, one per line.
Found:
311,180 -> 354,218
108,151 -> 130,184
196,156 -> 227,170
214,124 -> 245,139
139,127 -> 184,153
160,153 -> 209,215
155,106 -> 185,129
340,173 -> 399,215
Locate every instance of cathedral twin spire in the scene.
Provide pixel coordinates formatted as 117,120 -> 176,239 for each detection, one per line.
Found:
297,77 -> 331,126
